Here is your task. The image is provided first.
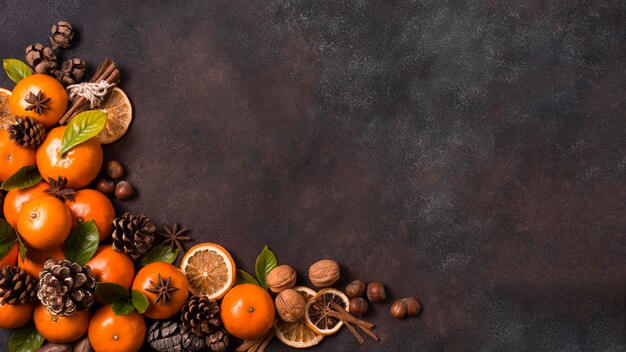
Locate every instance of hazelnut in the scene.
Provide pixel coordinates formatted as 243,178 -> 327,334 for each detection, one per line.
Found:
308,259 -> 340,287
115,181 -> 134,199
390,299 -> 407,318
275,288 -> 306,322
404,297 -> 422,317
267,265 -> 297,293
349,297 -> 369,316
96,178 -> 115,196
105,160 -> 124,179
366,282 -> 386,303
345,280 -> 366,298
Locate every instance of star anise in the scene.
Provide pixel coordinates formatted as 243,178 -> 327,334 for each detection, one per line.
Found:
161,223 -> 191,251
146,273 -> 179,306
44,176 -> 76,201
24,90 -> 51,116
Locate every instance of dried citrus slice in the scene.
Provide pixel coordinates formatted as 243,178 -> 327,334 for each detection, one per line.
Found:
0,88 -> 16,130
304,288 -> 350,336
275,286 -> 324,348
96,87 -> 132,144
180,243 -> 236,300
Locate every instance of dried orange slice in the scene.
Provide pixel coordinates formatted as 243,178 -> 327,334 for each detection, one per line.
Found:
96,87 -> 132,144
275,286 -> 324,348
180,243 -> 236,300
0,88 -> 16,130
304,288 -> 350,336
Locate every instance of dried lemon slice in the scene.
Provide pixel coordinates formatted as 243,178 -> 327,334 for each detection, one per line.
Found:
180,243 -> 236,300
96,87 -> 132,144
0,88 -> 16,130
275,286 -> 324,348
304,288 -> 350,336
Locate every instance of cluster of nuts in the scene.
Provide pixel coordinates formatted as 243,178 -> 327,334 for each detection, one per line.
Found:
24,21 -> 87,86
343,280 -> 386,316
96,160 -> 135,200
389,297 -> 421,319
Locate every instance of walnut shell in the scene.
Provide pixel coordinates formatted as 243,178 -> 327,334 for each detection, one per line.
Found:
275,288 -> 306,323
267,265 -> 297,293
308,259 -> 340,287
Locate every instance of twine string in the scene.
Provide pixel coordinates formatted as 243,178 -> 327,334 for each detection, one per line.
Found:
66,80 -> 115,109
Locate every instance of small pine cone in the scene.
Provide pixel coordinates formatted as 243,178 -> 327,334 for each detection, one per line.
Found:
25,43 -> 57,74
111,212 -> 156,261
50,21 -> 74,49
37,259 -> 96,317
147,320 -> 205,352
206,329 -> 229,352
181,296 -> 222,337
55,58 -> 86,86
0,265 -> 37,305
8,116 -> 46,148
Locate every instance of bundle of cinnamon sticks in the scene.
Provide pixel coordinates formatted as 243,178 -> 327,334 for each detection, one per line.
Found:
59,58 -> 120,125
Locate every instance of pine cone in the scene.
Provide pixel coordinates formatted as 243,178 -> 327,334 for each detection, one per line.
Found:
206,329 -> 229,352
147,321 -> 206,352
37,259 -> 96,316
55,58 -> 86,86
25,43 -> 57,74
111,212 -> 156,261
181,296 -> 222,337
8,116 -> 46,148
50,21 -> 74,49
0,265 -> 37,305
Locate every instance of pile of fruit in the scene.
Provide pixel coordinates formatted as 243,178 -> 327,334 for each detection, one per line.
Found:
0,21 -> 422,352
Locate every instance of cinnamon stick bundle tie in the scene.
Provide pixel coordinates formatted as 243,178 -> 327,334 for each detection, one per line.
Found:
67,80 -> 115,108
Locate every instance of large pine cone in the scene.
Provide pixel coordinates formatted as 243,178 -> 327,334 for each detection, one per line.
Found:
37,259 -> 96,316
8,116 -> 46,148
111,212 -> 156,261
50,21 -> 74,49
0,265 -> 37,305
147,320 -> 206,352
206,329 -> 229,352
25,43 -> 57,74
181,296 -> 222,337
55,58 -> 86,86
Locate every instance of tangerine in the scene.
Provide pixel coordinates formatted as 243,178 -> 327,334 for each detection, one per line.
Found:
9,74 -> 68,128
17,246 -> 65,278
86,246 -> 134,289
17,196 -> 71,250
65,189 -> 115,241
0,302 -> 34,329
36,126 -> 103,189
88,304 -> 146,352
2,181 -> 50,228
0,129 -> 36,182
0,243 -> 19,268
34,304 -> 90,343
131,262 -> 189,320
220,283 -> 275,340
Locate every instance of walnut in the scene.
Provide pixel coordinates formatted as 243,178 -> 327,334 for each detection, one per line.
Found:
267,265 -> 297,293
308,259 -> 340,287
275,288 -> 306,322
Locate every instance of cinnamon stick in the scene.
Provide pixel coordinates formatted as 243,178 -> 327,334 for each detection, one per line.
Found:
59,58 -> 120,125
344,321 -> 365,344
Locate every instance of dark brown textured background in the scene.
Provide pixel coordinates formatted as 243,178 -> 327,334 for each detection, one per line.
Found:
1,1 -> 626,351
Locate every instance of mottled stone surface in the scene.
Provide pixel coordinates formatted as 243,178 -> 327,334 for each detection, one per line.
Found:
1,1 -> 625,351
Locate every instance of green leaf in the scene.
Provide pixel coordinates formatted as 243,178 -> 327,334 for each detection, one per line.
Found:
131,290 -> 149,314
234,269 -> 260,286
0,219 -> 18,260
9,323 -> 44,352
95,282 -> 130,304
139,246 -> 179,266
59,110 -> 107,157
255,245 -> 278,290
1,166 -> 42,191
112,301 -> 135,316
64,220 -> 99,265
3,59 -> 32,84
15,232 -> 26,263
